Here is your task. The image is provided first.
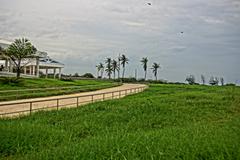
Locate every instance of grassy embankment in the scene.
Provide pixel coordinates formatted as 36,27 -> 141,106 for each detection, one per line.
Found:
0,78 -> 120,101
0,84 -> 240,159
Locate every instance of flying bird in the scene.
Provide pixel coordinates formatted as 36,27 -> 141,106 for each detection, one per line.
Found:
147,2 -> 152,5
181,32 -> 184,34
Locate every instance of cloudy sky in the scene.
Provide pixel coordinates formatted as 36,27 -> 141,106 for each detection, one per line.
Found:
0,0 -> 240,83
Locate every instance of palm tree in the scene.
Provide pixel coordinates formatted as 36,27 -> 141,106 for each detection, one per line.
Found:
117,54 -> 121,79
105,58 -> 112,79
5,38 -> 37,78
99,63 -> 104,78
151,63 -> 160,81
141,57 -> 148,80
120,54 -> 129,79
111,59 -> 119,79
96,63 -> 104,78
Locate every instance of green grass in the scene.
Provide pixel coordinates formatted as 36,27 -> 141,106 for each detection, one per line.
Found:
0,78 -> 116,90
0,78 -> 120,101
0,84 -> 240,159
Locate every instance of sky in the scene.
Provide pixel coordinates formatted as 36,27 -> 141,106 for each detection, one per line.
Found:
0,0 -> 240,83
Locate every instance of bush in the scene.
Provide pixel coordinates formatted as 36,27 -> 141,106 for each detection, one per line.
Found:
225,83 -> 236,86
0,77 -> 24,86
81,73 -> 95,78
147,79 -> 168,84
186,75 -> 195,85
209,77 -> 219,86
60,77 -> 74,82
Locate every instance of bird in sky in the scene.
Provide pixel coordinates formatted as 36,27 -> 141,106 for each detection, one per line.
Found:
147,2 -> 152,5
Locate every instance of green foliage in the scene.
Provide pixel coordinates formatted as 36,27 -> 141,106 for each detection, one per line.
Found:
0,84 -> 240,159
209,76 -> 219,86
81,73 -> 95,78
186,75 -> 196,85
0,77 -> 24,86
151,63 -> 160,80
5,38 -> 37,78
114,77 -> 137,83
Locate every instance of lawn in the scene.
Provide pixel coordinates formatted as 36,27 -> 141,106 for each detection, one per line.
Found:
0,84 -> 239,159
0,78 -> 120,101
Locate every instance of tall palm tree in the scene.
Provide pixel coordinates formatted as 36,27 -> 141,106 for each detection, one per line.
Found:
117,54 -> 121,79
99,63 -> 104,78
112,59 -> 119,79
141,57 -> 148,80
120,54 -> 129,79
105,58 -> 112,79
96,63 -> 104,78
151,63 -> 160,81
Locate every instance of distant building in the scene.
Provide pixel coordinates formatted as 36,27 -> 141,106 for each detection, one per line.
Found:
0,39 -> 64,79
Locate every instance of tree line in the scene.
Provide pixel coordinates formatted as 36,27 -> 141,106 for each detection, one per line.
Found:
96,55 -> 161,81
186,74 -> 225,86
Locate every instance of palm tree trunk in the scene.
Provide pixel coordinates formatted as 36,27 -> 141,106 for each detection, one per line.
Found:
101,70 -> 103,79
144,70 -> 147,80
114,71 -> 116,79
16,61 -> 21,78
122,67 -> 125,79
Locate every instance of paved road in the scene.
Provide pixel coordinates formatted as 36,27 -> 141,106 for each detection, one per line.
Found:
0,83 -> 147,117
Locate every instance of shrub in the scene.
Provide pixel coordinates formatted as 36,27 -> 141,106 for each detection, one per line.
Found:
0,77 -> 24,86
209,77 -> 219,86
81,73 -> 95,78
225,83 -> 236,86
186,75 -> 195,85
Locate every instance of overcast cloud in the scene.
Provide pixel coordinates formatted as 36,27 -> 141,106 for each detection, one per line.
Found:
0,0 -> 240,83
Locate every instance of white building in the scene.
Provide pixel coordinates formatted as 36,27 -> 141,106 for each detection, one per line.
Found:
0,39 -> 64,79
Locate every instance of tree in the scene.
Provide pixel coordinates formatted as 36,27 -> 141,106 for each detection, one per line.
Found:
117,54 -> 121,79
220,77 -> 224,86
96,63 -> 104,78
120,54 -> 129,79
201,75 -> 205,85
141,57 -> 148,80
105,58 -> 112,79
111,59 -> 119,79
209,76 -> 219,86
5,38 -> 37,78
151,63 -> 160,81
186,75 -> 195,85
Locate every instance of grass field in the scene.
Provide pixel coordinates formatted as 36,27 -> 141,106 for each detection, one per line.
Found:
0,84 -> 239,159
0,78 -> 120,101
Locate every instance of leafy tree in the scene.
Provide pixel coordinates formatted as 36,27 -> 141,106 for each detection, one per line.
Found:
111,59 -> 119,79
81,73 -> 94,78
5,38 -> 37,78
74,73 -> 79,77
151,63 -> 160,81
220,77 -> 224,86
209,76 -> 219,85
120,54 -> 129,79
201,75 -> 205,85
141,57 -> 148,80
105,58 -> 112,79
186,75 -> 195,85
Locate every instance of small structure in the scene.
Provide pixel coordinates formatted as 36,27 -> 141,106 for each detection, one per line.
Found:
0,39 -> 64,79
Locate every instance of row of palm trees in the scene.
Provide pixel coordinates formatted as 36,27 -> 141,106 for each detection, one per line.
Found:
96,55 -> 161,80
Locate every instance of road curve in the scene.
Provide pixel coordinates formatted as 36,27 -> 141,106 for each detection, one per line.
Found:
0,83 -> 147,117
